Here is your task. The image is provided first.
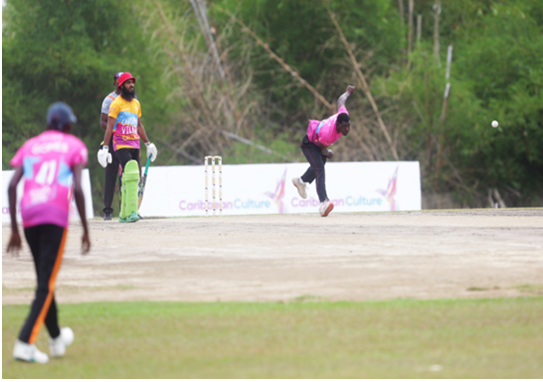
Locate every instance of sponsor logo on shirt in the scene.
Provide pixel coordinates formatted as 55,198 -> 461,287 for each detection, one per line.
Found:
117,113 -> 138,127
116,123 -> 138,136
28,185 -> 53,205
31,142 -> 69,155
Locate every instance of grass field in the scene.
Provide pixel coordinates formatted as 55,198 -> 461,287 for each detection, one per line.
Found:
3,297 -> 543,378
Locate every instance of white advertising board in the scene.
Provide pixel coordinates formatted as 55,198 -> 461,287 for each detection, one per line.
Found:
2,169 -> 95,223
138,162 -> 421,217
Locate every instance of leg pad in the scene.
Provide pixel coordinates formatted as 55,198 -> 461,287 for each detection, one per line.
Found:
120,160 -> 139,220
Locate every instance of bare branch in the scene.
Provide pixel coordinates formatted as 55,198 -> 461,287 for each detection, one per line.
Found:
325,5 -> 399,160
221,9 -> 335,112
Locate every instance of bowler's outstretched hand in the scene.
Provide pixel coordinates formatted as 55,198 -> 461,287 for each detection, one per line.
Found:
346,85 -> 355,95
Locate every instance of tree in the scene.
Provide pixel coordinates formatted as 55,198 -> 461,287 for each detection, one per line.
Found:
2,0 -> 169,213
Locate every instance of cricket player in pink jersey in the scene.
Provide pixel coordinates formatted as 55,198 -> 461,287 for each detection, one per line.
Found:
292,85 -> 355,217
6,102 -> 90,364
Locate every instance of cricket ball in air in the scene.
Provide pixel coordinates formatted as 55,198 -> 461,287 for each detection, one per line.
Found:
492,120 -> 499,128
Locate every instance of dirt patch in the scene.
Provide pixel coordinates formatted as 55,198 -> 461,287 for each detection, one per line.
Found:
3,209 -> 543,304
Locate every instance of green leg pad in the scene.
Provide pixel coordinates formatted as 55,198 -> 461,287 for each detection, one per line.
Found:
120,160 -> 140,220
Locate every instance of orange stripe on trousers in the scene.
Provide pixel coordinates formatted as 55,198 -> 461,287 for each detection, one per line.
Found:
28,229 -> 68,344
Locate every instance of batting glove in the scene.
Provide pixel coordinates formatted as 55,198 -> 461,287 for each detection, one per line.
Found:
97,146 -> 112,168
146,142 -> 158,162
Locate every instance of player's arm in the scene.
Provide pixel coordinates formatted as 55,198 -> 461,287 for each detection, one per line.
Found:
316,142 -> 333,159
100,113 -> 108,130
138,118 -> 158,162
317,141 -> 328,154
98,117 -> 115,167
137,118 -> 149,143
72,162 -> 90,254
103,116 -> 115,146
6,166 -> 24,255
337,85 -> 356,109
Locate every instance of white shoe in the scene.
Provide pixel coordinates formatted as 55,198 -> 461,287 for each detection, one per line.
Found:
319,200 -> 334,217
49,327 -> 74,358
13,340 -> 49,363
292,177 -> 308,199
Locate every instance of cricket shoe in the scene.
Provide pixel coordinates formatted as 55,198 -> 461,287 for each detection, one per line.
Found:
292,177 -> 308,199
319,200 -> 334,217
104,212 -> 112,221
119,212 -> 140,223
49,327 -> 74,358
13,340 -> 49,363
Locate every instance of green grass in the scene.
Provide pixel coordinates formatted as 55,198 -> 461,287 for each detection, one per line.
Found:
3,298 -> 543,378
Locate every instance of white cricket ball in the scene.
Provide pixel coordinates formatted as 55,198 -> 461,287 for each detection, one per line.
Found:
492,120 -> 499,128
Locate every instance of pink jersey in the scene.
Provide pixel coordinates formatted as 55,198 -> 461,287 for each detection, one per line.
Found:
307,106 -> 349,146
10,130 -> 88,228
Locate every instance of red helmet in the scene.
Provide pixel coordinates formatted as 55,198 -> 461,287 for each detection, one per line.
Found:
117,72 -> 136,89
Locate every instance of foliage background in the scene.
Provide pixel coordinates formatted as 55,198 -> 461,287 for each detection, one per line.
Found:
3,0 -> 542,214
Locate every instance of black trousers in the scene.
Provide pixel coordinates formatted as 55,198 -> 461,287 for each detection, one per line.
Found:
18,224 -> 66,344
300,135 -> 328,202
114,148 -> 141,189
102,137 -> 120,215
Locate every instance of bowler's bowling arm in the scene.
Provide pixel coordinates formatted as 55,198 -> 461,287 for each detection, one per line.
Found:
337,85 -> 355,109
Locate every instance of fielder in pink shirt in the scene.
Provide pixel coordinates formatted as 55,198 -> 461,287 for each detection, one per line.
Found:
292,85 -> 355,217
7,102 -> 90,364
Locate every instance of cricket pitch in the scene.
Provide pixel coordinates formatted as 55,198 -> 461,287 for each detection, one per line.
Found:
3,209 -> 543,304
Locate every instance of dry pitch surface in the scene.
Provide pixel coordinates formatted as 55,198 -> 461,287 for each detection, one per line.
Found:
2,209 -> 543,304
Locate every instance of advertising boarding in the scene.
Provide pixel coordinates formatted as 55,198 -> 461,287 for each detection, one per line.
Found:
2,169 -> 95,223
138,162 -> 421,217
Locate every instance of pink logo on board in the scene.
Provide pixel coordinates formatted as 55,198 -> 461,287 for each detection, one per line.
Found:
265,168 -> 287,214
376,166 -> 398,211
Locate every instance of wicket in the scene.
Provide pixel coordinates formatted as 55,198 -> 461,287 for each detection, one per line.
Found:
204,156 -> 222,217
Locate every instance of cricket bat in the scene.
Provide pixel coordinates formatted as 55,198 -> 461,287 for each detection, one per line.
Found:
138,155 -> 152,209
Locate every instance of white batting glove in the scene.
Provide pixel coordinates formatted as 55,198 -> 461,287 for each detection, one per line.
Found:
145,142 -> 158,162
97,146 -> 112,168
